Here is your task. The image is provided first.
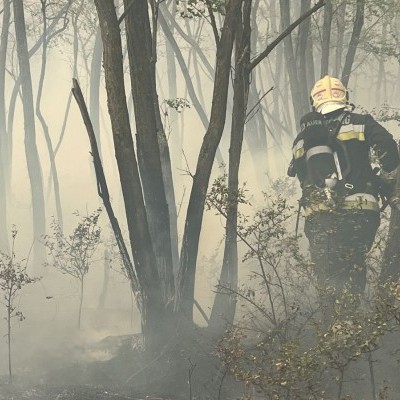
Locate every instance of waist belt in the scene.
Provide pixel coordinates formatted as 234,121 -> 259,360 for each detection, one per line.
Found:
304,193 -> 379,216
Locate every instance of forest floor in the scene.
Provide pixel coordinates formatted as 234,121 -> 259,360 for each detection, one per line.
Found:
1,329 -> 400,400
1,303 -> 400,400
0,328 -> 244,400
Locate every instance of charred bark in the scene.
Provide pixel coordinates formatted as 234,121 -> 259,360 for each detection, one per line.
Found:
176,0 -> 242,319
123,0 -> 175,302
92,0 -> 167,350
208,0 -> 252,333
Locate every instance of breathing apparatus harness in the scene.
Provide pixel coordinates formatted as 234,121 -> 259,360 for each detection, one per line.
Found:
294,105 -> 377,237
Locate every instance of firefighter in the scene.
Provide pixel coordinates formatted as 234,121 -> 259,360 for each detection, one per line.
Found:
288,75 -> 400,295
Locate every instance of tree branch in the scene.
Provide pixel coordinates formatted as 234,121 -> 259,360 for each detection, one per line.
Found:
249,0 -> 325,71
204,0 -> 220,46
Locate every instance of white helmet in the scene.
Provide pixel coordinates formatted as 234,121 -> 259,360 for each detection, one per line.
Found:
311,75 -> 348,114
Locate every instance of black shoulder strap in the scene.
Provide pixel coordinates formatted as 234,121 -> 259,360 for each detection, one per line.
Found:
325,111 -> 352,180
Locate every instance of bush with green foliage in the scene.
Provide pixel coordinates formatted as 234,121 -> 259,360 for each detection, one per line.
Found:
43,208 -> 102,328
207,176 -> 400,399
0,227 -> 40,383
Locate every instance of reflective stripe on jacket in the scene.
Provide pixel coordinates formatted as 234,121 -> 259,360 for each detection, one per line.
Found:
289,110 -> 400,212
303,193 -> 380,216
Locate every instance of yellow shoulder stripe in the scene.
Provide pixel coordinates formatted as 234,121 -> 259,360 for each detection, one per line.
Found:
336,131 -> 365,141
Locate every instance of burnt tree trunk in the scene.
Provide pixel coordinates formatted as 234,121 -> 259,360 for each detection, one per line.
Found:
93,0 -> 168,350
209,0 -> 252,333
123,0 -> 175,302
176,0 -> 242,320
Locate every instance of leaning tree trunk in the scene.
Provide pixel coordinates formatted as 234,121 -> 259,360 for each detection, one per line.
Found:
209,0 -> 252,334
13,0 -> 46,268
159,8 -> 225,166
123,0 -> 175,302
0,0 -> 10,252
89,26 -> 103,158
176,0 -> 243,320
93,0 -> 168,351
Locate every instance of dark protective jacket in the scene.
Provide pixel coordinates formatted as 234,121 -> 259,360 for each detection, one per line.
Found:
288,109 -> 400,215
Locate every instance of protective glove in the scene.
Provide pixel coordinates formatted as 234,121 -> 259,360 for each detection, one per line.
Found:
381,166 -> 400,212
380,166 -> 399,186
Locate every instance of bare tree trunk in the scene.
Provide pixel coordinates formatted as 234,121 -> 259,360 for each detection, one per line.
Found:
98,248 -> 110,309
0,0 -> 10,252
78,277 -> 84,329
159,8 -> 225,166
123,0 -> 174,302
89,26 -> 103,157
341,0 -> 365,87
333,0 -> 346,77
243,0 -> 269,185
36,0 -> 64,229
376,24 -> 387,105
320,0 -> 332,77
380,146 -> 400,283
93,0 -> 167,350
209,0 -> 252,333
297,0 -> 312,108
271,0 -> 285,134
306,30 -> 315,87
7,297 -> 12,384
176,0 -> 242,320
279,0 -> 302,124
163,1 -> 182,192
13,0 -> 46,269
246,82 -> 269,181
8,2 -> 71,195
0,0 -> 11,188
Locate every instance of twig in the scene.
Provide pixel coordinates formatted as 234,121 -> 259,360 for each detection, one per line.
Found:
249,0 -> 325,71
367,350 -> 377,400
217,367 -> 228,400
194,298 -> 209,324
204,0 -> 219,46
118,0 -> 134,25
245,87 -> 274,124
188,357 -> 197,400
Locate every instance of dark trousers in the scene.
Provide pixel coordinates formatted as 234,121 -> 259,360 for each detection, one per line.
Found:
304,210 -> 380,294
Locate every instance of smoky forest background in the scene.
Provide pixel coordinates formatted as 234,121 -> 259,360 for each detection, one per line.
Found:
1,0 -> 400,399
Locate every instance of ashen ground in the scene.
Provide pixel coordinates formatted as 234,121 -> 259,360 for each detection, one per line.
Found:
0,328 -> 243,400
